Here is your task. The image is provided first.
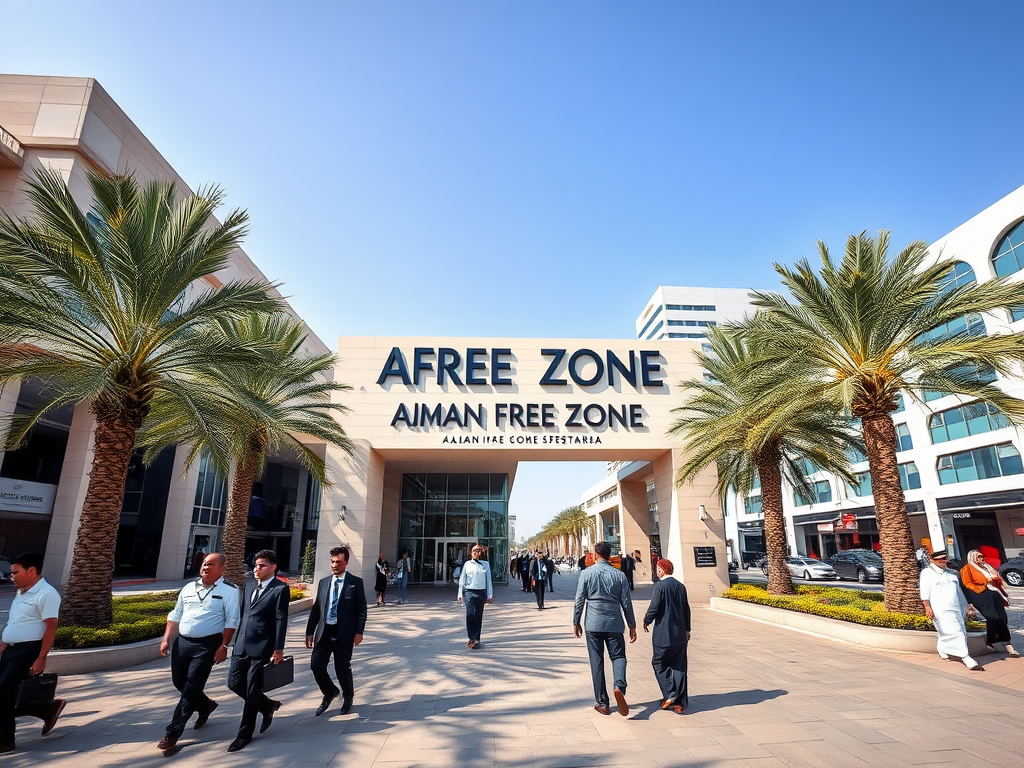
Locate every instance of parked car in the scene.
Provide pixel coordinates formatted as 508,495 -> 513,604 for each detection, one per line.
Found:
831,549 -> 884,582
999,556 -> 1024,587
785,556 -> 838,581
0,556 -> 11,583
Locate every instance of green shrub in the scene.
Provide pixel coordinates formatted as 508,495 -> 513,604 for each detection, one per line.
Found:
54,591 -> 178,649
722,583 -> 984,632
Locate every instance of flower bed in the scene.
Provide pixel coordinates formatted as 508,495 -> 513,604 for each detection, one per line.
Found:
723,583 -> 985,632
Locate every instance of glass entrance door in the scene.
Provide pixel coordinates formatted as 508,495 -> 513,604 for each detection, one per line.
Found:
434,538 -> 477,584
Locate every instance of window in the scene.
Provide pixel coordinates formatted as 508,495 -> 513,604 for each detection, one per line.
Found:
667,333 -> 707,338
667,319 -> 717,327
847,472 -> 872,497
993,220 -> 1024,277
899,462 -> 922,491
191,450 -> 228,526
895,423 -> 913,452
936,443 -> 1024,484
929,402 -> 1010,443
665,304 -> 716,311
922,363 -> 998,401
1012,306 -> 1024,323
644,320 -> 664,340
894,393 -> 905,413
744,495 -> 763,515
917,313 -> 986,344
796,480 -> 831,506
939,261 -> 977,293
637,305 -> 663,339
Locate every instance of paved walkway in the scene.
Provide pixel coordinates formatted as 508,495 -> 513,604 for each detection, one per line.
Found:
8,571 -> 1024,767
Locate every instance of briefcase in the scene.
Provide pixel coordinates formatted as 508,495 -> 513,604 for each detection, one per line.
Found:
15,673 -> 58,714
262,656 -> 294,692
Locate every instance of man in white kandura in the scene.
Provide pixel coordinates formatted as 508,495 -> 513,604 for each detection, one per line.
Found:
920,548 -> 983,671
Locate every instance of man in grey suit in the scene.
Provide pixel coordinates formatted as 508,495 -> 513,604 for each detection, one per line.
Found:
573,541 -> 637,716
643,558 -> 691,713
226,549 -> 290,752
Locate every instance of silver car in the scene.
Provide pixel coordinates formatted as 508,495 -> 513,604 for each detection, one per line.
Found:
785,556 -> 838,581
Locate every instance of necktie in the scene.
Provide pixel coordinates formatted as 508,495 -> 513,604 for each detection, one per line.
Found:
327,578 -> 341,623
251,585 -> 262,606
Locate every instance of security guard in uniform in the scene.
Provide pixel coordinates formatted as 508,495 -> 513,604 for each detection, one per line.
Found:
157,553 -> 240,752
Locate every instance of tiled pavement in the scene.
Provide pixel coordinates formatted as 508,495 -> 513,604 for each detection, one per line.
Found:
8,572 -> 1024,768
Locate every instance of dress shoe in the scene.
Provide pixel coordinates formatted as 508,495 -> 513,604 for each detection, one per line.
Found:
194,699 -> 218,729
41,698 -> 66,736
0,743 -> 15,754
672,705 -> 685,714
660,698 -> 674,710
316,692 -> 338,717
467,640 -> 474,648
260,699 -> 281,733
227,736 -> 251,752
593,704 -> 611,715
471,639 -> 481,649
157,735 -> 179,751
340,698 -> 353,715
969,665 -> 986,672
613,688 -> 629,717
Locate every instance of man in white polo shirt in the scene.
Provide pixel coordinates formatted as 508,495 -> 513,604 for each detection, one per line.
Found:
0,552 -> 65,753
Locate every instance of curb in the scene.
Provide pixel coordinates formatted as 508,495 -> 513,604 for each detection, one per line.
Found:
46,597 -> 314,675
709,596 -> 988,655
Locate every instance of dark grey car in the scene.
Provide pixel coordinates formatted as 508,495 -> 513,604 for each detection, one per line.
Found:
830,549 -> 884,582
999,556 -> 1024,587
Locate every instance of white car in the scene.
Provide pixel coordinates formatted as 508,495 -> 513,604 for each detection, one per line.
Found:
785,556 -> 838,581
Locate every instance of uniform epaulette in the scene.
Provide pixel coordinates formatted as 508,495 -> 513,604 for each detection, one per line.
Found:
222,579 -> 238,588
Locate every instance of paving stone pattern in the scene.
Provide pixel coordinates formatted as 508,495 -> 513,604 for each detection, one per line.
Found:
8,571 -> 1024,767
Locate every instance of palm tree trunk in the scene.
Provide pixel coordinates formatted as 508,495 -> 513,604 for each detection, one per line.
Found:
756,450 -> 796,596
60,412 -> 138,627
862,412 -> 923,614
222,449 -> 260,586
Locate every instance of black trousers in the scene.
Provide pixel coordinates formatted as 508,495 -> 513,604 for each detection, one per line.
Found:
534,580 -> 546,608
464,589 -> 486,642
0,641 -> 41,745
652,641 -> 688,706
310,626 -> 355,701
228,653 -> 273,740
547,572 -> 554,592
520,571 -> 530,591
166,634 -> 220,737
626,572 -> 635,590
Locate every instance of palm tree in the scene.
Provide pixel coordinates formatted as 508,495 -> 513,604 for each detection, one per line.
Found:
0,169 -> 283,625
670,327 -> 862,596
559,505 -> 595,558
138,313 -> 354,585
747,231 -> 1024,612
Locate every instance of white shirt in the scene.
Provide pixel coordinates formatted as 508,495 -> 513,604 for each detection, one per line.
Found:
919,565 -> 966,613
2,577 -> 61,644
457,558 -> 493,600
167,576 -> 241,639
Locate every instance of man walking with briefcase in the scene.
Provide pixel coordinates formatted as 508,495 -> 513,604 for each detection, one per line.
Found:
227,549 -> 290,752
0,552 -> 65,753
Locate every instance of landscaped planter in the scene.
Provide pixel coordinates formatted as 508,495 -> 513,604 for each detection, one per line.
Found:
46,596 -> 314,675
710,596 -> 988,655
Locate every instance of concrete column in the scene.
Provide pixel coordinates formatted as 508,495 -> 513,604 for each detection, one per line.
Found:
43,402 -> 97,585
654,449 -> 729,603
317,439 -> 384,591
155,449 -> 201,580
289,468 -> 310,571
618,479 -> 652,583
923,493 -> 944,554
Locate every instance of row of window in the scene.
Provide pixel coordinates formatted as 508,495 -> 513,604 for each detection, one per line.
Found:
667,319 -> 717,327
665,303 -> 716,311
667,332 -> 709,339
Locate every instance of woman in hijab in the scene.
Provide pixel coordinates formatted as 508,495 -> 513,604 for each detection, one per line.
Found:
374,552 -> 389,607
961,550 -> 1018,657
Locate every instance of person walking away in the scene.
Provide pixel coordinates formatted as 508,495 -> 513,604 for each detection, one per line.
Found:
545,552 -> 555,592
509,551 -> 518,584
226,549 -> 290,752
920,549 -> 983,670
374,553 -> 389,607
530,551 -> 547,610
519,552 -> 531,592
306,545 -> 367,717
0,552 -> 65,754
643,559 -> 690,713
961,549 -> 1019,657
577,550 -> 588,571
395,549 -> 411,605
573,541 -> 637,716
457,544 -> 493,649
157,553 -> 240,752
621,552 -> 636,591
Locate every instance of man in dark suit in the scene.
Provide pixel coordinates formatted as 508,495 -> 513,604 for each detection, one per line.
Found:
529,551 -> 547,610
642,558 -> 691,714
226,549 -> 290,752
621,551 -> 636,591
305,545 -> 367,717
518,553 -> 531,592
544,552 -> 555,592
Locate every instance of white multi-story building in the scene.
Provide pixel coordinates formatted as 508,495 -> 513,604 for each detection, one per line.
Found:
725,185 -> 1024,570
635,286 -> 757,341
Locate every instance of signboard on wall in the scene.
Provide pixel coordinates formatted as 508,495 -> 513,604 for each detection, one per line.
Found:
0,478 -> 58,515
693,546 -> 717,568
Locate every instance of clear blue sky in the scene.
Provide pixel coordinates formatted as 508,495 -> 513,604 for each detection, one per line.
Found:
4,1 -> 1023,539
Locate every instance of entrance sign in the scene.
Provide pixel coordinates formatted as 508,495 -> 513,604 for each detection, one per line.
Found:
318,336 -> 732,603
0,478 -> 58,515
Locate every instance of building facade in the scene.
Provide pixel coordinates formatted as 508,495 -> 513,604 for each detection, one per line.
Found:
722,185 -> 1024,567
0,75 -> 328,582
635,286 -> 758,341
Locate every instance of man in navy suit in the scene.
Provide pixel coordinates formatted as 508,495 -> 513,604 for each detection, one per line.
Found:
226,549 -> 290,752
643,558 -> 691,713
306,545 -> 367,717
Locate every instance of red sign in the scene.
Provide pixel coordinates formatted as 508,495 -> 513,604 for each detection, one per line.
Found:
1016,527 -> 1024,536
842,513 -> 857,530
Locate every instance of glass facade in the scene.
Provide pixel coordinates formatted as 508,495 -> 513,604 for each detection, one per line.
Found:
937,443 -> 1024,484
895,423 -> 913,452
398,472 -> 509,585
796,480 -> 832,506
993,220 -> 1024,277
929,402 -> 1010,443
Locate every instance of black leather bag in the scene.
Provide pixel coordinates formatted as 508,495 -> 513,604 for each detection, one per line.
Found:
15,673 -> 58,713
261,656 -> 294,692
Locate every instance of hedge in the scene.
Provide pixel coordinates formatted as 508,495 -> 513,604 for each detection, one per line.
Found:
55,585 -> 308,649
722,583 -> 986,632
